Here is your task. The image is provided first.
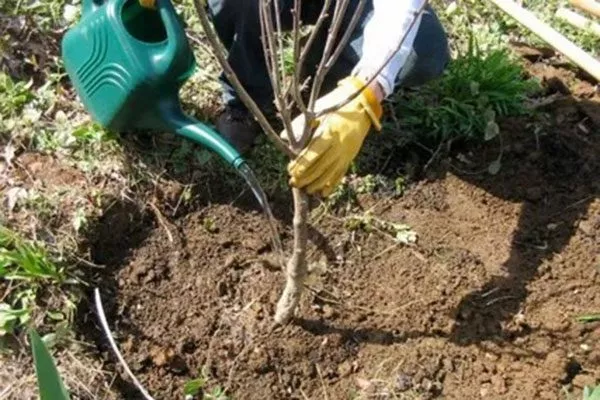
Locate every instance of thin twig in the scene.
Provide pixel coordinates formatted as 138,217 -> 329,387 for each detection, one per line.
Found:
147,202 -> 173,243
307,0 -> 352,113
315,0 -> 429,118
193,0 -> 294,158
291,0 -> 308,115
259,0 -> 296,146
316,364 -> 330,400
324,0 -> 367,72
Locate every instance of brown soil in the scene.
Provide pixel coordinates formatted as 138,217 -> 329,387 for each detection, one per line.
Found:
80,59 -> 600,400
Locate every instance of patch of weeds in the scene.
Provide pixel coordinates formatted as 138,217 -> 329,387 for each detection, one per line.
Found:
0,226 -> 70,339
0,226 -> 63,281
391,35 -> 539,146
202,216 -> 218,233
0,73 -> 34,118
184,369 -> 229,400
345,212 -> 417,245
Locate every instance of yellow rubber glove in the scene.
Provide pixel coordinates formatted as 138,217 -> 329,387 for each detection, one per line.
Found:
285,76 -> 383,197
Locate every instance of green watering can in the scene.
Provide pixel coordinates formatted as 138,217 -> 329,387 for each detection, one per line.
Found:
61,0 -> 244,168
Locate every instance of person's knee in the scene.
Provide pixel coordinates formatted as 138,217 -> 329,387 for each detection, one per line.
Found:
399,8 -> 450,88
421,32 -> 450,83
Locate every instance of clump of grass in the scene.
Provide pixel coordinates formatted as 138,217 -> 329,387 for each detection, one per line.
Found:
391,35 -> 540,145
0,226 -> 65,337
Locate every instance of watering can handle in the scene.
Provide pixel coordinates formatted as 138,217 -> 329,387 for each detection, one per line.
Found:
156,0 -> 190,70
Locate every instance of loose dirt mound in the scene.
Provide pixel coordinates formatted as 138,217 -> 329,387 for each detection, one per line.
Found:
84,63 -> 600,399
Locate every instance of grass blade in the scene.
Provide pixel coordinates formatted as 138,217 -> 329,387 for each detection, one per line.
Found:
577,314 -> 600,323
29,328 -> 70,400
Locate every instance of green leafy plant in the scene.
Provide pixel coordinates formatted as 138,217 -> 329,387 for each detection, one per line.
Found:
584,385 -> 600,400
0,227 -> 64,336
0,226 -> 63,281
0,73 -> 34,117
184,370 -> 229,400
29,328 -> 71,400
392,35 -> 539,145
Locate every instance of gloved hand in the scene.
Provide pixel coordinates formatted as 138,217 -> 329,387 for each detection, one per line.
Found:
283,76 -> 383,197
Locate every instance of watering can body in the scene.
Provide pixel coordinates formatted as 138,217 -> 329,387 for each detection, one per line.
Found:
61,0 -> 244,167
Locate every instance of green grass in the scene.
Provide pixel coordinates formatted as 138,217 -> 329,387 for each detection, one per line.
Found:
0,226 -> 66,337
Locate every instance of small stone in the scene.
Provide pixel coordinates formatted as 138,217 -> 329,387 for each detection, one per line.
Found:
491,375 -> 507,394
480,383 -> 491,398
544,350 -> 567,377
579,220 -> 595,237
421,378 -> 433,392
355,377 -> 373,392
224,255 -> 239,269
580,344 -> 592,353
150,347 -> 173,367
242,237 -> 267,253
442,358 -> 454,373
142,269 -> 156,284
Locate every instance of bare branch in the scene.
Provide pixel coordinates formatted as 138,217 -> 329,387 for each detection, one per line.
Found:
324,0 -> 367,72
299,0 -> 366,147
290,0 -> 308,115
315,0 -> 429,118
193,0 -> 295,158
297,0 -> 333,87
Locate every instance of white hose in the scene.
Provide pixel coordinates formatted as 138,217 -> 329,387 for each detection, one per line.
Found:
93,288 -> 156,400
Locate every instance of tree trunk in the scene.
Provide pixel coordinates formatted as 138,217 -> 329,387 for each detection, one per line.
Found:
274,187 -> 309,324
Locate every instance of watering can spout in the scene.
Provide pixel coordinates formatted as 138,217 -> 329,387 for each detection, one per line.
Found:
154,97 -> 245,169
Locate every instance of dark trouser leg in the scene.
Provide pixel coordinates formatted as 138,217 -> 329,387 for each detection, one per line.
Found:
207,0 -> 450,110
206,0 -> 325,113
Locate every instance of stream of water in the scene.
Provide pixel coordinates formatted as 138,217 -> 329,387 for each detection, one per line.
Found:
237,163 -> 286,269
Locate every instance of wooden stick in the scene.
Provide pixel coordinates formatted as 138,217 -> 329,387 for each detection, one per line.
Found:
570,0 -> 600,18
489,0 -> 600,82
556,7 -> 600,38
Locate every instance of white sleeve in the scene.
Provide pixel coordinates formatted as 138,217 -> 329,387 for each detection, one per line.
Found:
352,0 -> 425,98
